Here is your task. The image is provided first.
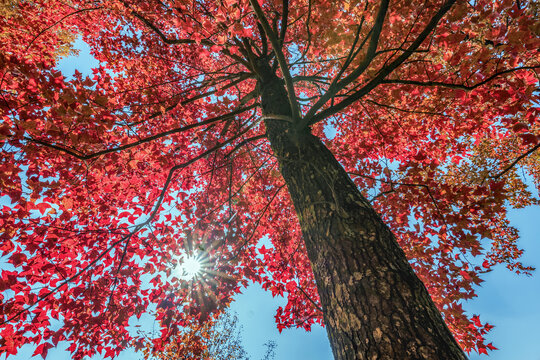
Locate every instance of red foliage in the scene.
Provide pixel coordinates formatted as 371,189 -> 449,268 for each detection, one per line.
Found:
0,0 -> 538,358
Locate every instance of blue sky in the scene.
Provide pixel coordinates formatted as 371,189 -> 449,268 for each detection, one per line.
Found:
2,40 -> 539,360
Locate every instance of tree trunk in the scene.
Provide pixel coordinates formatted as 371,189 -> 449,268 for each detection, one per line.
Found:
257,68 -> 468,360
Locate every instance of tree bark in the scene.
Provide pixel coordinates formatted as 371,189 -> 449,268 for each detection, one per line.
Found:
257,67 -> 468,360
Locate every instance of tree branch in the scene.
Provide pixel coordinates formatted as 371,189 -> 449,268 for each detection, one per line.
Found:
349,172 -> 446,220
26,7 -> 103,52
301,0 -> 389,128
130,7 -> 253,69
249,0 -> 300,121
366,99 -> 448,117
297,284 -> 323,313
488,143 -> 540,180
299,0 -> 313,60
381,66 -> 540,90
224,134 -> 267,158
308,0 -> 457,125
279,0 -> 289,45
26,105 -> 257,160
0,230 -> 135,326
292,75 -> 331,85
231,184 -> 285,259
131,10 -> 212,46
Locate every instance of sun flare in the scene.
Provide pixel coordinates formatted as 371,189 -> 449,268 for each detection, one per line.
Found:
176,254 -> 203,280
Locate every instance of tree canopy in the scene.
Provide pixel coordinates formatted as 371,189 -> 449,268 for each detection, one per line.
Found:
0,0 -> 539,358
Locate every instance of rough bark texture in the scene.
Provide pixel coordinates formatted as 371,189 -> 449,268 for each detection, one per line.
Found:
257,66 -> 468,360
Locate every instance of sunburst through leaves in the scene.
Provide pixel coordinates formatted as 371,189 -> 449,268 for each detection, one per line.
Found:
175,252 -> 204,281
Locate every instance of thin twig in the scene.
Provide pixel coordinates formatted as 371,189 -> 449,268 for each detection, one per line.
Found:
488,143 -> 540,180
297,285 -> 323,313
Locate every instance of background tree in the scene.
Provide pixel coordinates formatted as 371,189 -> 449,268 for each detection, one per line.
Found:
0,0 -> 538,359
140,310 -> 276,360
